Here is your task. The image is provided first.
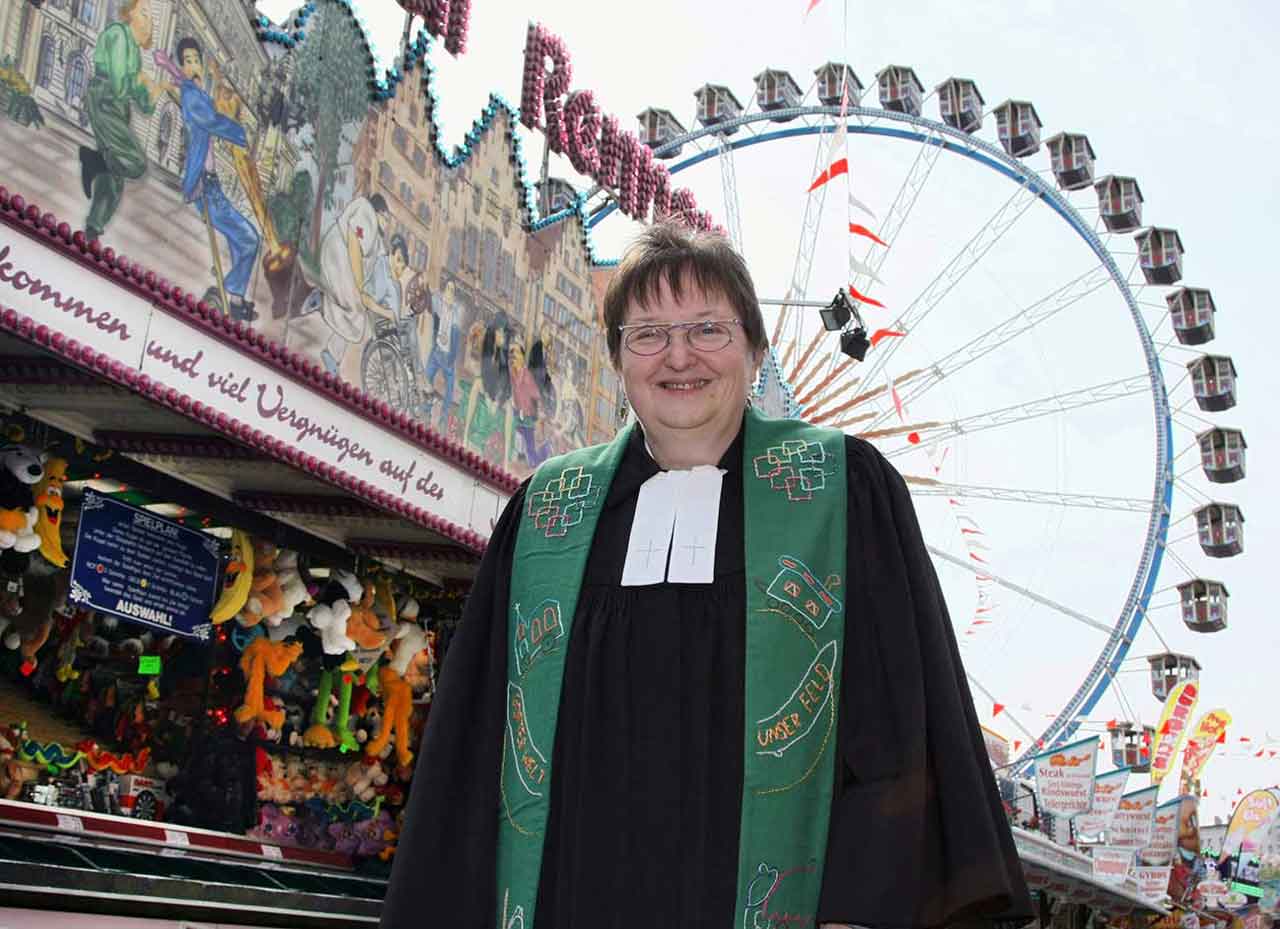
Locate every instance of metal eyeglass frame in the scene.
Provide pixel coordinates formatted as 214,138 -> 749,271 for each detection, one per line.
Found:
616,318 -> 744,356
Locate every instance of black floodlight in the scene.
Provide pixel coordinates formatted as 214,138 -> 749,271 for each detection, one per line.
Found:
820,289 -> 853,331
840,327 -> 870,361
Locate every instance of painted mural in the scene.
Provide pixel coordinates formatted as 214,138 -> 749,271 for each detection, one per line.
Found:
0,0 -> 623,476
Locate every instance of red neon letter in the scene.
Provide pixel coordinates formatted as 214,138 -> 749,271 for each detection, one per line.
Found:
650,162 -> 672,220
618,133 -> 651,220
596,114 -> 622,189
520,23 -> 570,139
669,188 -> 698,226
564,90 -> 601,177
404,0 -> 470,57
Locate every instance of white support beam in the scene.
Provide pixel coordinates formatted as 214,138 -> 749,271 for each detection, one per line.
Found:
885,375 -> 1151,458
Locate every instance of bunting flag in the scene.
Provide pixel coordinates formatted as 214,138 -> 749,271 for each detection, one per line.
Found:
849,192 -> 876,220
869,329 -> 906,348
848,284 -> 885,308
808,101 -> 849,192
887,374 -> 905,420
849,223 -> 888,246
808,158 -> 848,192
849,254 -> 885,285
884,383 -> 999,641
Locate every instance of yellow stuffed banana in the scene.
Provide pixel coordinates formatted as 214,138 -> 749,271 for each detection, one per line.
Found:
32,457 -> 69,568
210,529 -> 254,624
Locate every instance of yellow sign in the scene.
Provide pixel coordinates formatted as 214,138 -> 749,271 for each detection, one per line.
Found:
1180,708 -> 1232,789
1150,681 -> 1199,785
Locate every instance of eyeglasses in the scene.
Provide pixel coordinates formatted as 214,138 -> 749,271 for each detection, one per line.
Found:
617,318 -> 743,356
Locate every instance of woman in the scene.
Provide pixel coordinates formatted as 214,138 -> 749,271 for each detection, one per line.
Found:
462,313 -> 513,468
382,223 -> 1031,928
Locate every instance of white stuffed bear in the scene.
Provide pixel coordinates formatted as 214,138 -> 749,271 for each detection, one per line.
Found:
265,550 -> 309,627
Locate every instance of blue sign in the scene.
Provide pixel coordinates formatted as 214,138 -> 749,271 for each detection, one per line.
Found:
70,492 -> 221,641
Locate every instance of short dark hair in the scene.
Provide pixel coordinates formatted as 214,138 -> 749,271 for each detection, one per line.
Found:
176,37 -> 202,63
389,233 -> 408,264
602,222 -> 767,366
369,193 -> 389,214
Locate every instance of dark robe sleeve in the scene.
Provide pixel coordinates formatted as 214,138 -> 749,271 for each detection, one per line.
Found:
380,485 -> 527,928
817,439 -> 1032,928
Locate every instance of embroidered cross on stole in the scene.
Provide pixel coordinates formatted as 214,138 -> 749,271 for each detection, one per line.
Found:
498,407 -> 847,928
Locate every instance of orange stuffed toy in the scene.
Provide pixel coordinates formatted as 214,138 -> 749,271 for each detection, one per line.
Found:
236,540 -> 286,628
366,603 -> 429,768
235,636 -> 303,730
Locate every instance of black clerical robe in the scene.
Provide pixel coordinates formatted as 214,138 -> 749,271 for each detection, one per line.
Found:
381,425 -> 1032,928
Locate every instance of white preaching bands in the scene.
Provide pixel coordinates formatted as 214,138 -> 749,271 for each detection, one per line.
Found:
621,438 -> 726,587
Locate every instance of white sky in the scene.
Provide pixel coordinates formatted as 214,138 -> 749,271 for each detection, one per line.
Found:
259,0 -> 1279,825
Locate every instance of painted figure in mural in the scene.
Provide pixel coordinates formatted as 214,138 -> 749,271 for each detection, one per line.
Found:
306,193 -> 394,376
421,279 -> 463,432
164,38 -> 262,323
508,340 -> 543,468
366,233 -> 409,322
462,312 -> 513,469
78,0 -> 169,242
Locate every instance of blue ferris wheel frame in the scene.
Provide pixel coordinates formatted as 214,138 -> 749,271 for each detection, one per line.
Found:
588,105 -> 1175,770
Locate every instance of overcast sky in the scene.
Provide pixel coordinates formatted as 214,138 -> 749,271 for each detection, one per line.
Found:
258,0 -> 1278,824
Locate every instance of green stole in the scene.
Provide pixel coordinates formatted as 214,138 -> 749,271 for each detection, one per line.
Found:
498,408 -> 847,928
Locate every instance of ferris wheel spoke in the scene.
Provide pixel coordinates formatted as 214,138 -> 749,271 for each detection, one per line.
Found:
862,265 -> 1114,432
927,544 -> 1113,636
965,672 -> 1040,743
853,179 -> 1042,395
811,125 -> 948,386
806,367 -> 928,424
882,375 -> 1151,459
906,476 -> 1150,513
716,132 -> 745,253
771,125 -> 838,348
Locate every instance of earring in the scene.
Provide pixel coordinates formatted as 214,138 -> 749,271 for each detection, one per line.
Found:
617,395 -> 630,424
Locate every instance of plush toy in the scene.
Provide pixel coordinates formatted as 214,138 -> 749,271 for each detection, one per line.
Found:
210,530 -> 254,624
281,701 -> 306,748
236,539 -> 286,628
343,757 -> 388,804
295,802 -> 333,850
266,549 -> 309,626
282,762 -> 304,803
328,818 -> 360,856
249,803 -> 299,847
266,613 -> 305,643
31,457 -> 68,568
378,813 -> 400,862
355,808 -> 395,858
7,572 -> 70,674
0,430 -> 45,554
53,609 -> 93,682
234,637 -> 303,730
0,729 -> 37,800
305,571 -> 360,657
303,572 -> 370,751
365,619 -> 429,767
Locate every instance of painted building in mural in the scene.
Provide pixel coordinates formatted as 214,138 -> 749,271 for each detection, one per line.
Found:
0,0 -> 623,478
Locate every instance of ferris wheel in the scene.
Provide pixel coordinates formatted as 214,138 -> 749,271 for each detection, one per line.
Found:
582,64 -> 1246,770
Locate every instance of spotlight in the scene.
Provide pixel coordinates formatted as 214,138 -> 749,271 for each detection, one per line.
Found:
840,327 -> 870,361
820,290 -> 852,331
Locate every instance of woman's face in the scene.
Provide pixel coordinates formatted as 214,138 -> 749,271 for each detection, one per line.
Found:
510,342 -> 527,375
616,275 -> 759,448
